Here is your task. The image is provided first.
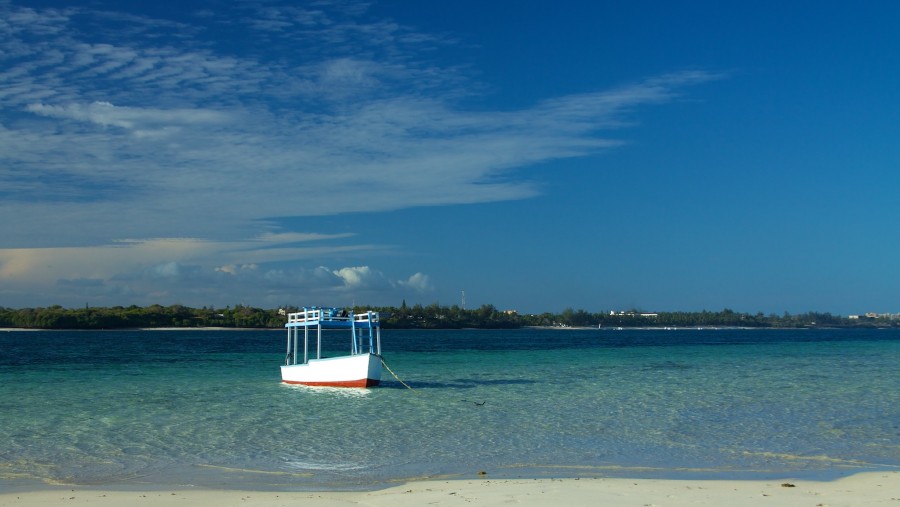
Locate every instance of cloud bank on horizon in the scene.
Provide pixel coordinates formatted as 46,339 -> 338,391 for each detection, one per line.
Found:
0,1 -> 721,309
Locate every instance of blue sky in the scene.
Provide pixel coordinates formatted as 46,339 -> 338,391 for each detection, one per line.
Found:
1,0 -> 898,315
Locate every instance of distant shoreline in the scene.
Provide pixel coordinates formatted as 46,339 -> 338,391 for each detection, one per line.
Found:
526,325 -> 768,330
4,304 -> 897,331
0,327 -> 279,332
3,325 -> 870,333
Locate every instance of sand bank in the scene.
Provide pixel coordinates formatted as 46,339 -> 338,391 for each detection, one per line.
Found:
1,472 -> 897,507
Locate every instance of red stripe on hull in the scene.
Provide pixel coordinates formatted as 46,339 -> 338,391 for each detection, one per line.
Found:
282,378 -> 380,388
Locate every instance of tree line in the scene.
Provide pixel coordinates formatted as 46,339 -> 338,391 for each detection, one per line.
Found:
0,304 -> 284,330
0,303 -> 895,330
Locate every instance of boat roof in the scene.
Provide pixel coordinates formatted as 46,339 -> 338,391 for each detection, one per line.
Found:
284,307 -> 380,329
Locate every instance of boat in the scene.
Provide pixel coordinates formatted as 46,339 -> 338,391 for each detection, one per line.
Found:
281,307 -> 383,387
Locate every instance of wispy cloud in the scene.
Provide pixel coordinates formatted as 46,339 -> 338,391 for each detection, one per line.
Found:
25,101 -> 232,129
0,0 -> 721,307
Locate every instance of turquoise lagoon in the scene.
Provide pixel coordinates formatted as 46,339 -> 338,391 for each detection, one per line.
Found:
0,327 -> 897,490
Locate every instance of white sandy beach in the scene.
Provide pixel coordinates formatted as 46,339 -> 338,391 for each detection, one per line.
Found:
1,472 -> 897,507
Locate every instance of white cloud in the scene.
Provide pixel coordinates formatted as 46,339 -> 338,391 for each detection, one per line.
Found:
333,266 -> 371,288
0,236 -> 429,308
0,1 -> 722,307
24,101 -> 231,130
1,2 -> 720,245
400,272 -> 432,292
331,266 -> 392,290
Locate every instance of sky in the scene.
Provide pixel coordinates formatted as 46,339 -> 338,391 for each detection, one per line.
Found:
1,0 -> 898,316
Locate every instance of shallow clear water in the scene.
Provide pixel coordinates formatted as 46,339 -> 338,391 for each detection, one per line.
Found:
1,327 -> 898,490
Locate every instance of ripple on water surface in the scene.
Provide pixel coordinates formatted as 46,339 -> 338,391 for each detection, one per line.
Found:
0,328 -> 898,488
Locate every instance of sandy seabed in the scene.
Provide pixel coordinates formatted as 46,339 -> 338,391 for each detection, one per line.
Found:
1,472 -> 898,507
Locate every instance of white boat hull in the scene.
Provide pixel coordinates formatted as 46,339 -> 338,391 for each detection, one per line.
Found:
281,353 -> 382,388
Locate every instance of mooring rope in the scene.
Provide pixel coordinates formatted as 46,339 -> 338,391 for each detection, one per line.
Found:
381,357 -> 417,392
380,358 -> 486,407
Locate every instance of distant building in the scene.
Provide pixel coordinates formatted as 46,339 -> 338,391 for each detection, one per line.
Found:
609,310 -> 658,318
857,312 -> 900,320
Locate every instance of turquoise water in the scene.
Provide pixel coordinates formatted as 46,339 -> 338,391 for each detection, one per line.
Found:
0,328 -> 898,490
